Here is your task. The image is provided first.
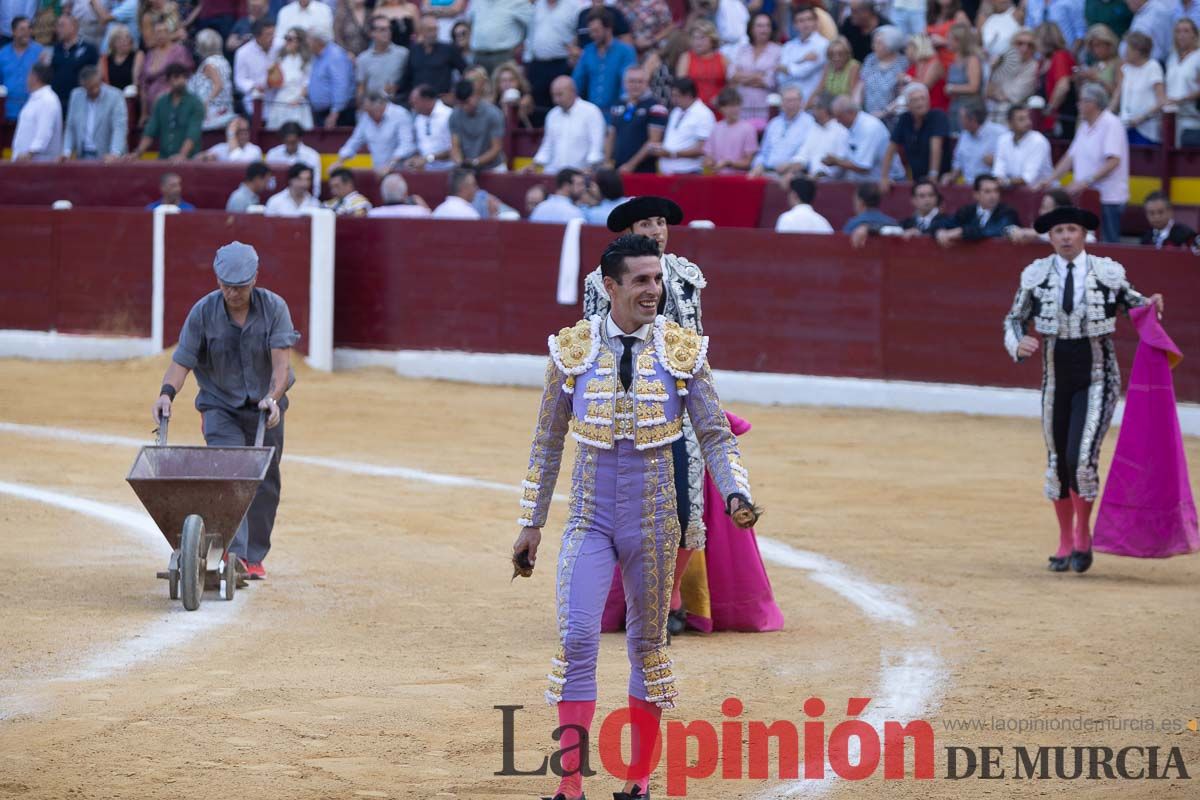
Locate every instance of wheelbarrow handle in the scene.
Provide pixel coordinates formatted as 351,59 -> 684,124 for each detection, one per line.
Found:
255,409 -> 267,447
156,415 -> 169,446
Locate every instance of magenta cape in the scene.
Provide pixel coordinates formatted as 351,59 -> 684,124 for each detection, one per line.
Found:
601,411 -> 784,633
1093,305 -> 1199,558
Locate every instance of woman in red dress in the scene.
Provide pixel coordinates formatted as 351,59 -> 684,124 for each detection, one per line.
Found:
676,19 -> 728,111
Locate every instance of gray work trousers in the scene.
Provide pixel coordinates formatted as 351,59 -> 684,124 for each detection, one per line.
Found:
202,405 -> 285,563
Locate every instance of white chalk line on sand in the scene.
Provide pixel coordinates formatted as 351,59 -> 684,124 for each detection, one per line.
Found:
0,480 -> 244,721
0,420 -> 946,797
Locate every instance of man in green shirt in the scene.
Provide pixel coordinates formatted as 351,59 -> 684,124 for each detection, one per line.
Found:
129,63 -> 204,160
1085,0 -> 1133,39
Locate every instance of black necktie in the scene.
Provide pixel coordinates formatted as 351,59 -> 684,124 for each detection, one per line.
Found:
1062,262 -> 1075,314
619,336 -> 637,392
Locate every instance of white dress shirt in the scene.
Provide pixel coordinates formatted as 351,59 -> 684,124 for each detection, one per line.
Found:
775,203 -> 833,233
791,117 -> 848,176
659,100 -> 716,174
529,193 -> 585,223
265,142 -> 323,196
206,142 -> 266,162
778,32 -> 829,101
605,314 -> 651,352
845,111 -> 899,181
1151,220 -> 1175,249
415,99 -> 454,167
275,0 -> 334,48
981,7 -> 1020,62
1054,250 -> 1088,311
992,129 -> 1052,186
432,195 -> 482,219
11,85 -> 62,161
525,0 -> 577,61
337,103 -> 416,169
533,98 -> 607,172
264,189 -> 321,216
369,203 -> 433,218
234,39 -> 276,114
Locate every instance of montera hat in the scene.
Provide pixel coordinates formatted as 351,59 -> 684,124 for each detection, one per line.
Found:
606,196 -> 684,232
1033,206 -> 1100,234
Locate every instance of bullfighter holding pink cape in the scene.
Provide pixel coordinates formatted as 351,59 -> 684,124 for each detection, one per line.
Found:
1004,206 -> 1166,574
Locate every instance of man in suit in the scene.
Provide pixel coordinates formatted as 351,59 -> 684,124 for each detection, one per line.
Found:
899,179 -> 954,239
63,65 -> 128,160
935,173 -> 1020,248
1140,191 -> 1197,249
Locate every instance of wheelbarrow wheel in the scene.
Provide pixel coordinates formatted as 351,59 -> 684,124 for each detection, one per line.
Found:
180,515 -> 204,611
221,551 -> 236,601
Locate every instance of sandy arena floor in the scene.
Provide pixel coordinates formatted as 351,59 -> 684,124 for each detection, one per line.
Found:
0,354 -> 1197,800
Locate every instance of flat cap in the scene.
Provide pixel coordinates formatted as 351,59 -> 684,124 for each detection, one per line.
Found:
606,196 -> 683,232
213,241 -> 259,286
1034,206 -> 1100,234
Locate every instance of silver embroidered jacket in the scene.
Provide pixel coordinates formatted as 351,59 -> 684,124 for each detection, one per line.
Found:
518,315 -> 752,530
1003,254 -> 1149,360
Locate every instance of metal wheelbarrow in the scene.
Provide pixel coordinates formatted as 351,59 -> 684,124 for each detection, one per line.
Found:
126,412 -> 276,611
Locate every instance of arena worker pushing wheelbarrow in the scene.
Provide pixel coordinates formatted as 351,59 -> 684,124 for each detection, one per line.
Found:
143,241 -> 299,589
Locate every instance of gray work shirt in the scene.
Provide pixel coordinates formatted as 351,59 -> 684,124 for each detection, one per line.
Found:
173,288 -> 301,412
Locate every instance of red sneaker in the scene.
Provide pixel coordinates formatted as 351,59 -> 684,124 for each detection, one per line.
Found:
244,561 -> 266,580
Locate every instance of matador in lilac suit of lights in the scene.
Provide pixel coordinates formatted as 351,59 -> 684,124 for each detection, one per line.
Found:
512,234 -> 758,800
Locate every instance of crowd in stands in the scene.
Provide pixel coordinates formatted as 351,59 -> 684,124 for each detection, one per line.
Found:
2,0 -> 1198,245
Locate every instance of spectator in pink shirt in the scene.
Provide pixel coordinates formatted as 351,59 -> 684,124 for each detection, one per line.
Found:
702,86 -> 758,174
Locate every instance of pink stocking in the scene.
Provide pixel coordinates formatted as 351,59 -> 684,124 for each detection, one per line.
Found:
627,695 -> 663,793
1052,499 -> 1074,558
670,548 -> 693,611
1070,490 -> 1094,552
555,700 -> 595,799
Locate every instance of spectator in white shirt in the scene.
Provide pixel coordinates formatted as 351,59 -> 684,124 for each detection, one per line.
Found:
655,76 -> 715,174
201,115 -> 266,161
530,167 -> 587,222
11,63 -> 62,162
265,120 -> 323,196
524,0 -> 578,110
943,101 -> 1006,185
775,176 -> 833,233
368,173 -> 433,217
432,167 -> 484,219
264,162 -> 322,215
980,0 -> 1020,65
749,86 -> 813,175
823,95 -> 900,181
527,75 -> 606,173
275,0 -> 333,50
405,84 -> 455,169
1113,31 -> 1166,145
1163,18 -> 1200,146
992,104 -> 1052,187
787,92 -> 848,179
1035,83 -> 1129,243
778,5 -> 828,103
331,91 -> 416,174
234,19 -> 276,116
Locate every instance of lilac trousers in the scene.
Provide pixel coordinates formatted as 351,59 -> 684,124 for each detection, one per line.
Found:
554,439 -> 681,703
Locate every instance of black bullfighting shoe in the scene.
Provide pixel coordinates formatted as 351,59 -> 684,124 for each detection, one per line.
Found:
1070,549 -> 1094,573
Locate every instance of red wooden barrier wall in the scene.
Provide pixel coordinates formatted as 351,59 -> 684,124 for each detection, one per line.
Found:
162,211 -> 313,354
2,208 -> 1196,403
0,208 -> 153,336
332,223 -> 1200,402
